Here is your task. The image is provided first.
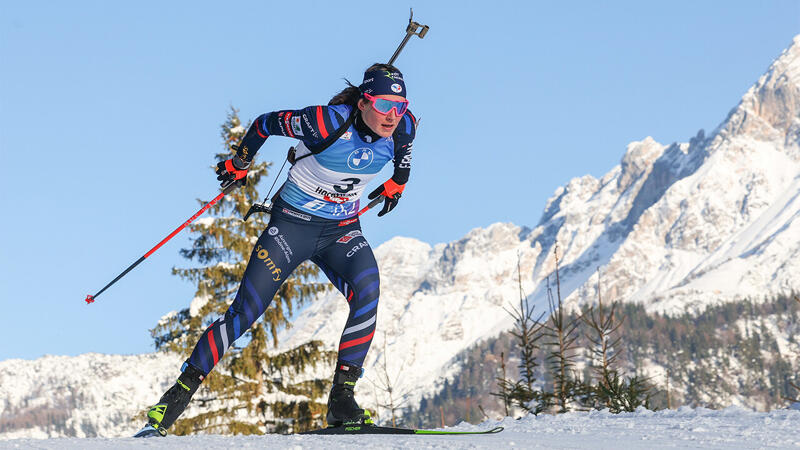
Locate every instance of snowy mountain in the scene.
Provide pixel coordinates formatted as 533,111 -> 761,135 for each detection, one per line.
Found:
532,34 -> 800,315
279,35 -> 800,415
0,353 -> 182,438
2,35 -> 800,439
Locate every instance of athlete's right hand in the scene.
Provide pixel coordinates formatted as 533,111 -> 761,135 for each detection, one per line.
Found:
368,179 -> 405,217
216,155 -> 250,188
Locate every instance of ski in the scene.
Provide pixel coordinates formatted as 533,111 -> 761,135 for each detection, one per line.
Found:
133,423 -> 166,438
299,424 -> 504,435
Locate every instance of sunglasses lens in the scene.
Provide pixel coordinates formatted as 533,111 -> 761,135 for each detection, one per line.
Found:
393,101 -> 408,115
372,98 -> 408,115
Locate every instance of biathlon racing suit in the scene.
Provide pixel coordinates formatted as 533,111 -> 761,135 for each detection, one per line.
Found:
185,103 -> 416,376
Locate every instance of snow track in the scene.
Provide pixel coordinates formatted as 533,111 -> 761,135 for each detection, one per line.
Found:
4,407 -> 799,449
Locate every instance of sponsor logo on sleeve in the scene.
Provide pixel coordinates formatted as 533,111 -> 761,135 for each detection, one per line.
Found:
277,112 -> 287,135
268,227 -> 279,236
399,152 -> 412,169
283,112 -> 295,137
302,114 -> 319,139
291,116 -> 303,136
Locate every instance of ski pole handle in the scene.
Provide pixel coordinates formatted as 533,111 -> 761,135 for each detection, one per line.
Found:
85,183 -> 238,304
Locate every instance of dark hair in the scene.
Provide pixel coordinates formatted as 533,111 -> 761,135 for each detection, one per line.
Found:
328,81 -> 360,106
328,63 -> 402,106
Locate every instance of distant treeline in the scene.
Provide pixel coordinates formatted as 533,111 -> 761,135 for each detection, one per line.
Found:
403,292 -> 800,428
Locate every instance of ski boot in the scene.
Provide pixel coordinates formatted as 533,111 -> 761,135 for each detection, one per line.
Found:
134,363 -> 204,438
326,361 -> 373,427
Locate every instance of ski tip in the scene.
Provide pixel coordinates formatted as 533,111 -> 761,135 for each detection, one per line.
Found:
413,425 -> 505,435
85,294 -> 95,305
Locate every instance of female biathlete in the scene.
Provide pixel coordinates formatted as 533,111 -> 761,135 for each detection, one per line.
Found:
135,63 -> 416,437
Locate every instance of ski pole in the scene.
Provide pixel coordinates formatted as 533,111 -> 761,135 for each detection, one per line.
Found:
358,195 -> 384,216
85,182 -> 239,304
388,8 -> 429,65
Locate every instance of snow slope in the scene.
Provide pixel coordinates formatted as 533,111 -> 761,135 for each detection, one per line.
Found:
3,407 -> 800,449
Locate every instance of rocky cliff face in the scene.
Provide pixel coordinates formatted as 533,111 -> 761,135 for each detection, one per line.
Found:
532,35 -> 800,315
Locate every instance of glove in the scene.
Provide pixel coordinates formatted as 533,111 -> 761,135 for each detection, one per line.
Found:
216,155 -> 250,188
368,179 -> 405,217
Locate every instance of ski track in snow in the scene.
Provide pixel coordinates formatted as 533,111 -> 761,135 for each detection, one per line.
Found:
3,407 -> 799,449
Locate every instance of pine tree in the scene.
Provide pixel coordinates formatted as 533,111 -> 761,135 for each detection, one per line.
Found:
492,253 -> 549,415
151,107 -> 335,435
543,242 -> 584,413
582,268 -> 623,388
580,267 -> 652,411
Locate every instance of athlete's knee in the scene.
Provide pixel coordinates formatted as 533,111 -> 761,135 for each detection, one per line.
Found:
355,275 -> 380,304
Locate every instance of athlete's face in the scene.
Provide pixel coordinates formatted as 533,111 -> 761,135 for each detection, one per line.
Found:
358,94 -> 404,138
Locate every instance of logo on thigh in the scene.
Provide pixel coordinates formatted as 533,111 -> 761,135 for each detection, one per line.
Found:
336,230 -> 363,244
255,244 -> 282,281
346,241 -> 369,258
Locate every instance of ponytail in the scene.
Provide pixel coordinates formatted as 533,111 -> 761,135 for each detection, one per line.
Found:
328,80 -> 361,106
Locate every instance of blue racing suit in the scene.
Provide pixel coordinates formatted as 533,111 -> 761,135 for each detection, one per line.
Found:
186,103 -> 416,375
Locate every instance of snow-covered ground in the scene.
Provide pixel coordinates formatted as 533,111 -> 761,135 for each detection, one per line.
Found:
4,407 -> 799,449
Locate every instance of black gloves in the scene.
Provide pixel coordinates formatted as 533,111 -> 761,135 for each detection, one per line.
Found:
216,155 -> 250,188
367,179 -> 405,217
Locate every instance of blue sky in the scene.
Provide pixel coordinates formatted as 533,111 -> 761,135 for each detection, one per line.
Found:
1,1 -> 798,360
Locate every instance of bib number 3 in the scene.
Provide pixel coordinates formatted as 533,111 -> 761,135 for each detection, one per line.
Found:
334,177 -> 361,194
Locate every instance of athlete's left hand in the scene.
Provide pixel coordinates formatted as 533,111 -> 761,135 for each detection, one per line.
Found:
368,179 -> 405,217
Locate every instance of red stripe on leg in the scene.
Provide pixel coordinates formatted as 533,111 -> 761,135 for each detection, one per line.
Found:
208,329 -> 219,366
339,330 -> 375,351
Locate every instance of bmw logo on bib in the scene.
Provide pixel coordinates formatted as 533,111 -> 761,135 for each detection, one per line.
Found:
347,148 -> 374,170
